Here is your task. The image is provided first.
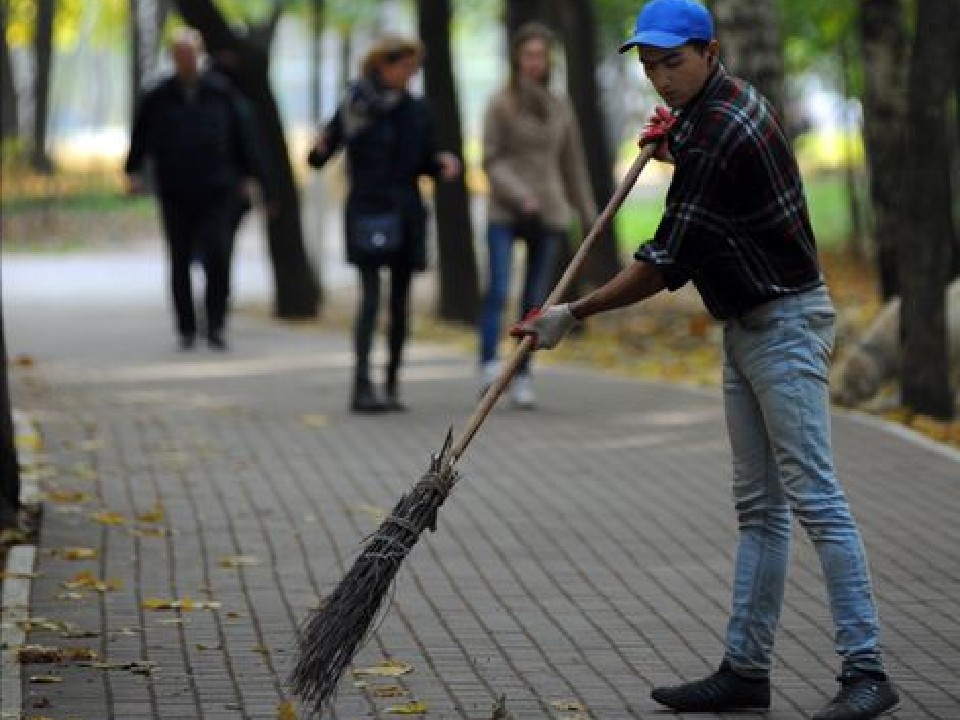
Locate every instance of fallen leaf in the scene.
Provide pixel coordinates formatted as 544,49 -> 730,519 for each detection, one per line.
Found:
62,570 -> 121,592
142,597 -> 220,611
351,659 -> 414,678
551,700 -> 586,712
129,526 -> 169,538
46,489 -> 92,504
137,502 -> 165,524
91,510 -> 127,526
13,353 -> 35,367
28,675 -> 62,684
300,414 -> 329,428
56,591 -> 85,601
277,699 -> 299,720
73,464 -> 99,481
369,684 -> 408,698
385,700 -> 427,715
17,645 -> 99,663
218,555 -> 260,568
55,547 -> 98,561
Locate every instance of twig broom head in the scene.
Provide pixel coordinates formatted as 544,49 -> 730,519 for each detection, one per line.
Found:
289,430 -> 458,715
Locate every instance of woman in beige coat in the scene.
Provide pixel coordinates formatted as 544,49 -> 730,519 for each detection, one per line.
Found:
479,22 -> 596,408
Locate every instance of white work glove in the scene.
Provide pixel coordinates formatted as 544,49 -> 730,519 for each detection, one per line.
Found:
509,304 -> 578,350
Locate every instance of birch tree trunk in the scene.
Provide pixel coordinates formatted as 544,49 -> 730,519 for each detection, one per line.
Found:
0,0 -> 18,141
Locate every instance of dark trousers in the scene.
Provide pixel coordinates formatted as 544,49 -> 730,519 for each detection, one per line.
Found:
159,193 -> 233,339
354,264 -> 413,385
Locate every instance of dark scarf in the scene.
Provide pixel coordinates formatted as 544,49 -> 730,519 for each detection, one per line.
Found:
340,74 -> 406,139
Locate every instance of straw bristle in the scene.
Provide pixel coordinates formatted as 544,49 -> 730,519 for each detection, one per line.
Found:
289,442 -> 456,715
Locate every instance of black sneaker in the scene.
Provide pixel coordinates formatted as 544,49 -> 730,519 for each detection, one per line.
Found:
651,660 -> 770,712
813,669 -> 899,720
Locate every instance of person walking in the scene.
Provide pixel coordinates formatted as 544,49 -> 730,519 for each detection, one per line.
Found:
125,29 -> 260,351
511,2 -> 899,718
308,34 -> 460,413
479,22 -> 597,409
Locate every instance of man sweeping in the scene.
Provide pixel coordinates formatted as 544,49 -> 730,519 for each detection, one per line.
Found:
511,1 -> 899,718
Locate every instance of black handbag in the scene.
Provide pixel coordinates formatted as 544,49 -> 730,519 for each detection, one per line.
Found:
350,210 -> 403,262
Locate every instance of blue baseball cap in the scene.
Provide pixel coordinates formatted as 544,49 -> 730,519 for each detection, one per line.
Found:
619,0 -> 714,53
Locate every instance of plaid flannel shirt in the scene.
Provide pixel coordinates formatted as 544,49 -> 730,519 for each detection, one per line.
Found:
635,65 -> 823,319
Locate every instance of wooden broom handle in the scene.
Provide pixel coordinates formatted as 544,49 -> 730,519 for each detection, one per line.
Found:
447,144 -> 659,467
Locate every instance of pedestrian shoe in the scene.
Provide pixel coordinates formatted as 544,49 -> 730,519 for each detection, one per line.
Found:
511,375 -> 536,410
651,660 -> 771,713
384,382 -> 408,413
207,330 -> 227,351
813,669 -> 899,720
179,334 -> 196,351
351,379 -> 388,414
478,360 -> 500,399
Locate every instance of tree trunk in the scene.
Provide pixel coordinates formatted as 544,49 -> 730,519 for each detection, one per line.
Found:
504,0 -> 554,37
709,0 -> 785,119
0,0 -> 18,142
172,0 -> 321,319
30,0 -> 54,172
309,0 -> 324,123
859,0 -> 909,300
415,0 -> 480,323
901,0 -> 957,420
129,0 -> 168,122
555,0 -> 623,288
0,307 -> 20,528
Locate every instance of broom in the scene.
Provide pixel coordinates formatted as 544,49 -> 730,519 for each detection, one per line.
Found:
289,144 -> 658,713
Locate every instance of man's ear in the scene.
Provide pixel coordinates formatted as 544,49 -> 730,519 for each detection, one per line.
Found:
707,39 -> 720,65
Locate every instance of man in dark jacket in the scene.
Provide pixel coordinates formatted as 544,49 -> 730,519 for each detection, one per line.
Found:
125,29 -> 259,350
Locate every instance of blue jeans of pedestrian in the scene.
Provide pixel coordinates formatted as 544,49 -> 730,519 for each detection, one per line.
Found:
479,221 -> 560,376
722,285 -> 884,678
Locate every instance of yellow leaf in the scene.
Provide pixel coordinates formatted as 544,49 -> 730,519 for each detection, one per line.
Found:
62,571 -> 121,592
57,546 -> 98,561
91,510 -> 127,525
218,555 -> 260,568
369,684 -> 408,698
385,701 -> 427,715
300,414 -> 329,428
137,502 -> 165,523
142,597 -> 219,611
350,504 -> 387,523
0,570 -> 39,580
351,659 -> 414,678
277,699 -> 299,720
46,489 -> 92,504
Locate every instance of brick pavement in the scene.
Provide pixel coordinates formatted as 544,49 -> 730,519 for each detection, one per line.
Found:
5,285 -> 960,720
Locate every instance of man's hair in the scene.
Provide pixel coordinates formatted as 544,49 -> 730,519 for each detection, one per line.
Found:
360,34 -> 425,79
687,39 -> 710,54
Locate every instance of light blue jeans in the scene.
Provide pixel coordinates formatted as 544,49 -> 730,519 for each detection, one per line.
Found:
722,285 -> 883,678
479,221 -> 560,376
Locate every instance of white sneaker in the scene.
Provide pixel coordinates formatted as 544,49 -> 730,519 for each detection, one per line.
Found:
511,375 -> 536,409
479,361 -> 500,398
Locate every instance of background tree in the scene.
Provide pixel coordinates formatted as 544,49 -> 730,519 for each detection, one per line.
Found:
30,0 -> 53,171
173,0 -> 321,319
129,0 -> 168,121
859,0 -> 909,300
416,0 -> 480,322
710,0 -> 785,118
0,309 -> 20,529
555,0 -> 623,288
1,0 -> 18,142
901,0 -> 957,419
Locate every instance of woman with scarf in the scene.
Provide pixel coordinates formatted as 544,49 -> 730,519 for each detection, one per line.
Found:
479,22 -> 597,408
309,35 -> 460,413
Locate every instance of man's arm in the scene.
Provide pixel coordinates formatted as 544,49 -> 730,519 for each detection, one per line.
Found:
570,259 -> 666,320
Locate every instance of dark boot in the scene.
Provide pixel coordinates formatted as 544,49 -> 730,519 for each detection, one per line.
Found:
351,377 -> 387,413
651,660 -> 771,713
384,366 -> 407,412
813,668 -> 899,720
